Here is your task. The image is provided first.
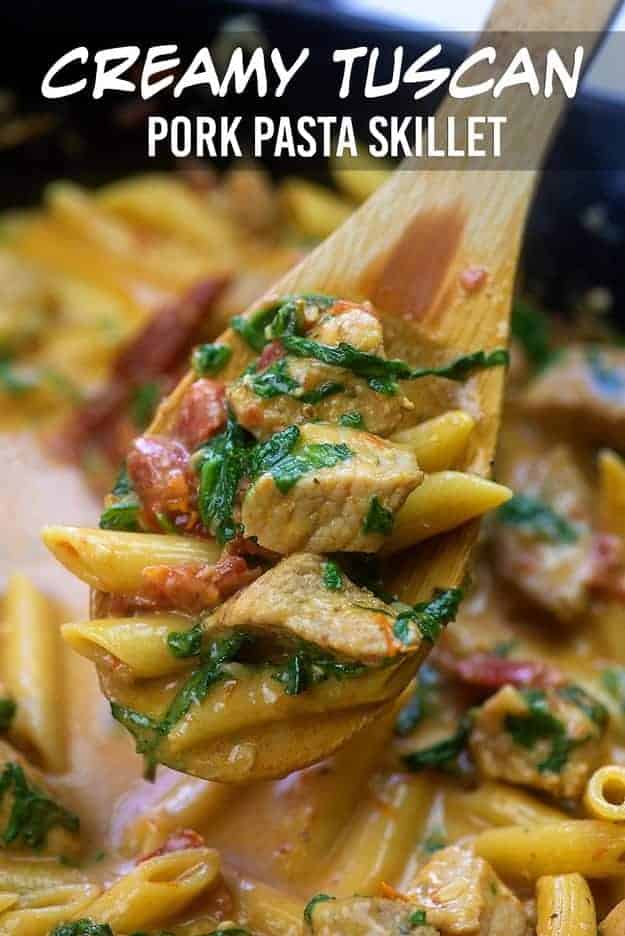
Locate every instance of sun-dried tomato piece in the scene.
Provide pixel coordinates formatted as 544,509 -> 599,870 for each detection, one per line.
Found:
174,379 -> 227,450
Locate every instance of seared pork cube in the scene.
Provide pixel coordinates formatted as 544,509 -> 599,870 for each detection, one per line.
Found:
523,345 -> 625,450
203,552 -> 408,666
241,423 -> 422,554
227,300 -> 412,440
469,684 -> 606,800
406,844 -> 529,936
306,896 -> 439,935
492,445 -> 594,621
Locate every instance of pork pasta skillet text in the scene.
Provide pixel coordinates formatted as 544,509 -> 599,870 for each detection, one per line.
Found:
2,167 -> 625,935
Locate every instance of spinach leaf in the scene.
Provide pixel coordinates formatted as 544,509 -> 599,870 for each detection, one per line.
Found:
511,300 -> 559,372
99,495 -> 140,532
393,588 -> 464,646
167,622 -> 203,658
340,554 -> 394,603
504,688 -> 589,774
192,342 -> 232,376
367,376 -> 398,395
100,465 -> 140,532
282,335 -> 508,385
395,665 -> 439,736
322,560 -> 343,591
363,496 -> 394,535
270,443 -> 352,493
273,648 -> 364,696
0,762 -> 79,849
304,893 -> 335,926
197,417 -> 253,543
130,380 -> 160,429
0,698 -> 16,732
402,717 -> 471,772
339,410 -> 364,428
0,357 -> 36,396
249,358 -> 300,398
249,426 -> 300,477
231,304 -> 280,352
50,922 -> 114,936
496,493 -> 579,544
421,829 -> 446,854
408,909 -> 427,926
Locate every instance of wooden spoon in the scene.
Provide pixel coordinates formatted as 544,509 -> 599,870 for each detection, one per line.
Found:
92,0 -> 617,780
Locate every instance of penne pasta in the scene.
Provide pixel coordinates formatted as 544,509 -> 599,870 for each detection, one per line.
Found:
390,410 -> 475,473
584,765 -> 625,822
41,527 -> 221,594
122,776 -> 235,857
381,471 -> 512,554
445,781 -> 568,829
598,449 -> 625,539
536,873 -> 596,936
231,873 -> 304,936
278,178 -> 352,240
323,773 -> 433,897
0,884 -> 100,936
474,820 -> 625,879
80,848 -> 220,931
2,574 -> 66,772
62,613 -> 196,678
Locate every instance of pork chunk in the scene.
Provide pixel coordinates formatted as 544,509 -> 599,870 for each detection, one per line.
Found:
227,300 -> 412,440
307,896 -> 439,935
406,845 -> 528,936
523,345 -> 625,450
469,684 -> 606,800
241,423 -> 422,554
202,552 -> 407,665
492,445 -> 594,621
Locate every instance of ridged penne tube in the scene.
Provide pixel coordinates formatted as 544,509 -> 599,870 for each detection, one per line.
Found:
390,410 -> 475,473
279,178 -> 352,240
0,856 -> 86,893
598,449 -> 625,539
231,873 -> 304,936
584,765 -> 625,821
2,574 -> 66,772
324,773 -> 433,897
381,472 -> 512,554
601,898 -> 625,936
98,174 -> 240,257
41,527 -> 221,594
123,777 -> 235,856
446,781 -> 568,828
81,847 -> 220,931
536,873 -> 596,936
62,613 -> 196,678
474,820 -> 625,879
0,884 -> 100,936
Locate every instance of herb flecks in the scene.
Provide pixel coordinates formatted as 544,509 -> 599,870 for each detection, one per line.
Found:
269,443 -> 352,494
339,410 -> 364,429
50,922 -> 114,936
0,762 -> 79,849
403,717 -> 471,773
363,496 -> 394,535
497,493 -> 579,544
273,648 -> 365,696
0,698 -> 16,732
192,342 -> 232,376
282,335 -> 508,386
393,588 -> 464,646
304,893 -> 336,926
322,560 -> 343,591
